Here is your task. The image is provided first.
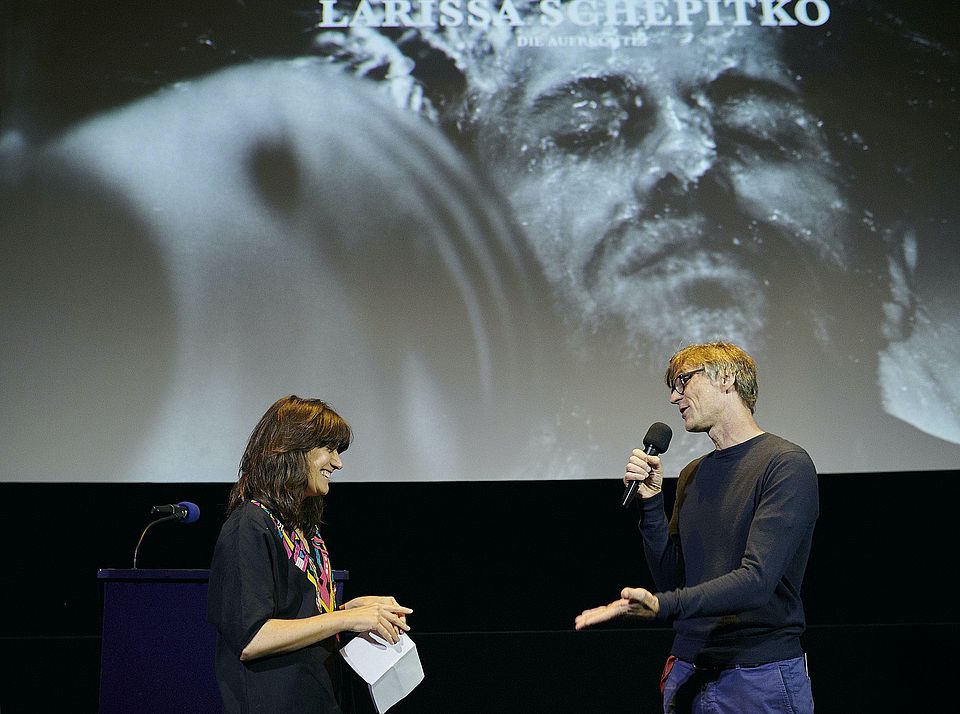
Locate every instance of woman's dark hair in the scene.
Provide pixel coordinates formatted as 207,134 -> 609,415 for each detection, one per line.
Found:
226,395 -> 352,531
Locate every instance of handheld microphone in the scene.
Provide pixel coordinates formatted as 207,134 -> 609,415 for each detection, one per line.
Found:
622,422 -> 673,508
150,501 -> 200,524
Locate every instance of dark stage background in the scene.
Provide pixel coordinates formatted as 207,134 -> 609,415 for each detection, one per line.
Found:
1,472 -> 957,713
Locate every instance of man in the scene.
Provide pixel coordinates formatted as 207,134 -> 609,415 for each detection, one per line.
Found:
575,342 -> 817,713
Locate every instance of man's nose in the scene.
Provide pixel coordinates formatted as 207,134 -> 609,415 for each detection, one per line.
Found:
632,98 -> 716,197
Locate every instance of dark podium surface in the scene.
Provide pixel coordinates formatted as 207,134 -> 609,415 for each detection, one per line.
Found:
98,569 -> 220,713
98,567 -> 350,713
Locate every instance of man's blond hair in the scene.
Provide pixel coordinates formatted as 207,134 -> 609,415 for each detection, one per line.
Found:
665,342 -> 759,413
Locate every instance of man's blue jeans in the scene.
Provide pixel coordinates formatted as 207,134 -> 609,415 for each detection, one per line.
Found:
662,655 -> 814,713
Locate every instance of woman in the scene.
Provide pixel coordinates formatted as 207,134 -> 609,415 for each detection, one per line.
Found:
207,395 -> 412,713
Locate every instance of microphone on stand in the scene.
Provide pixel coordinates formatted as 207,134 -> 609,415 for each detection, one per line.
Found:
133,501 -> 200,568
151,502 -> 200,523
622,423 -> 672,508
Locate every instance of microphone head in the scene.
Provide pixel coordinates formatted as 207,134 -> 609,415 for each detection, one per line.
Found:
177,501 -> 200,524
643,422 -> 673,454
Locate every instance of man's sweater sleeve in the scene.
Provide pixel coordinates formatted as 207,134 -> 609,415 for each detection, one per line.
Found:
639,492 -> 685,592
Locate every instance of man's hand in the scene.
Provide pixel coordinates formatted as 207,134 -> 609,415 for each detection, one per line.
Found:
574,587 -> 660,630
625,450 -> 663,499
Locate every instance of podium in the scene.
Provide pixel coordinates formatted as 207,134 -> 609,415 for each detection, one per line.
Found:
98,569 -> 220,713
98,568 -> 348,713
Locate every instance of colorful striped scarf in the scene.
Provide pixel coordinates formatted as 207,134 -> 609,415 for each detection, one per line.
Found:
250,500 -> 334,614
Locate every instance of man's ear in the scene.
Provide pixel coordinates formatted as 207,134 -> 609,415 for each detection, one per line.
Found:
719,373 -> 736,393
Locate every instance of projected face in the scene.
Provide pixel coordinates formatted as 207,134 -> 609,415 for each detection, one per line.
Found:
467,25 -> 860,360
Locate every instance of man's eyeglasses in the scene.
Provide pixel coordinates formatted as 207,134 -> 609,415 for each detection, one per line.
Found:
671,367 -> 705,395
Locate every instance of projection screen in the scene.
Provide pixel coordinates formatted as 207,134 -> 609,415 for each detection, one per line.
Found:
1,0 -> 958,482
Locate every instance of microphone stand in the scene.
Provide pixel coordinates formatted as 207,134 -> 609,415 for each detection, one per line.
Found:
132,515 -> 178,569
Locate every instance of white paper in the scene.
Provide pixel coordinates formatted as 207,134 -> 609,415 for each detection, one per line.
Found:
340,633 -> 424,713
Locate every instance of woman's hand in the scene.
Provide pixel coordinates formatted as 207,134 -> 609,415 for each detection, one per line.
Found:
342,596 -> 413,644
240,596 -> 413,661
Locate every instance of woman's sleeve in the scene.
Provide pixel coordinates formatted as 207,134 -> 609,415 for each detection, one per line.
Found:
207,508 -> 280,655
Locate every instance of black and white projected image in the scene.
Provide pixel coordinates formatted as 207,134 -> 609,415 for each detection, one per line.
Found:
0,58 -> 566,483
307,0 -> 960,471
1,0 -> 958,482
